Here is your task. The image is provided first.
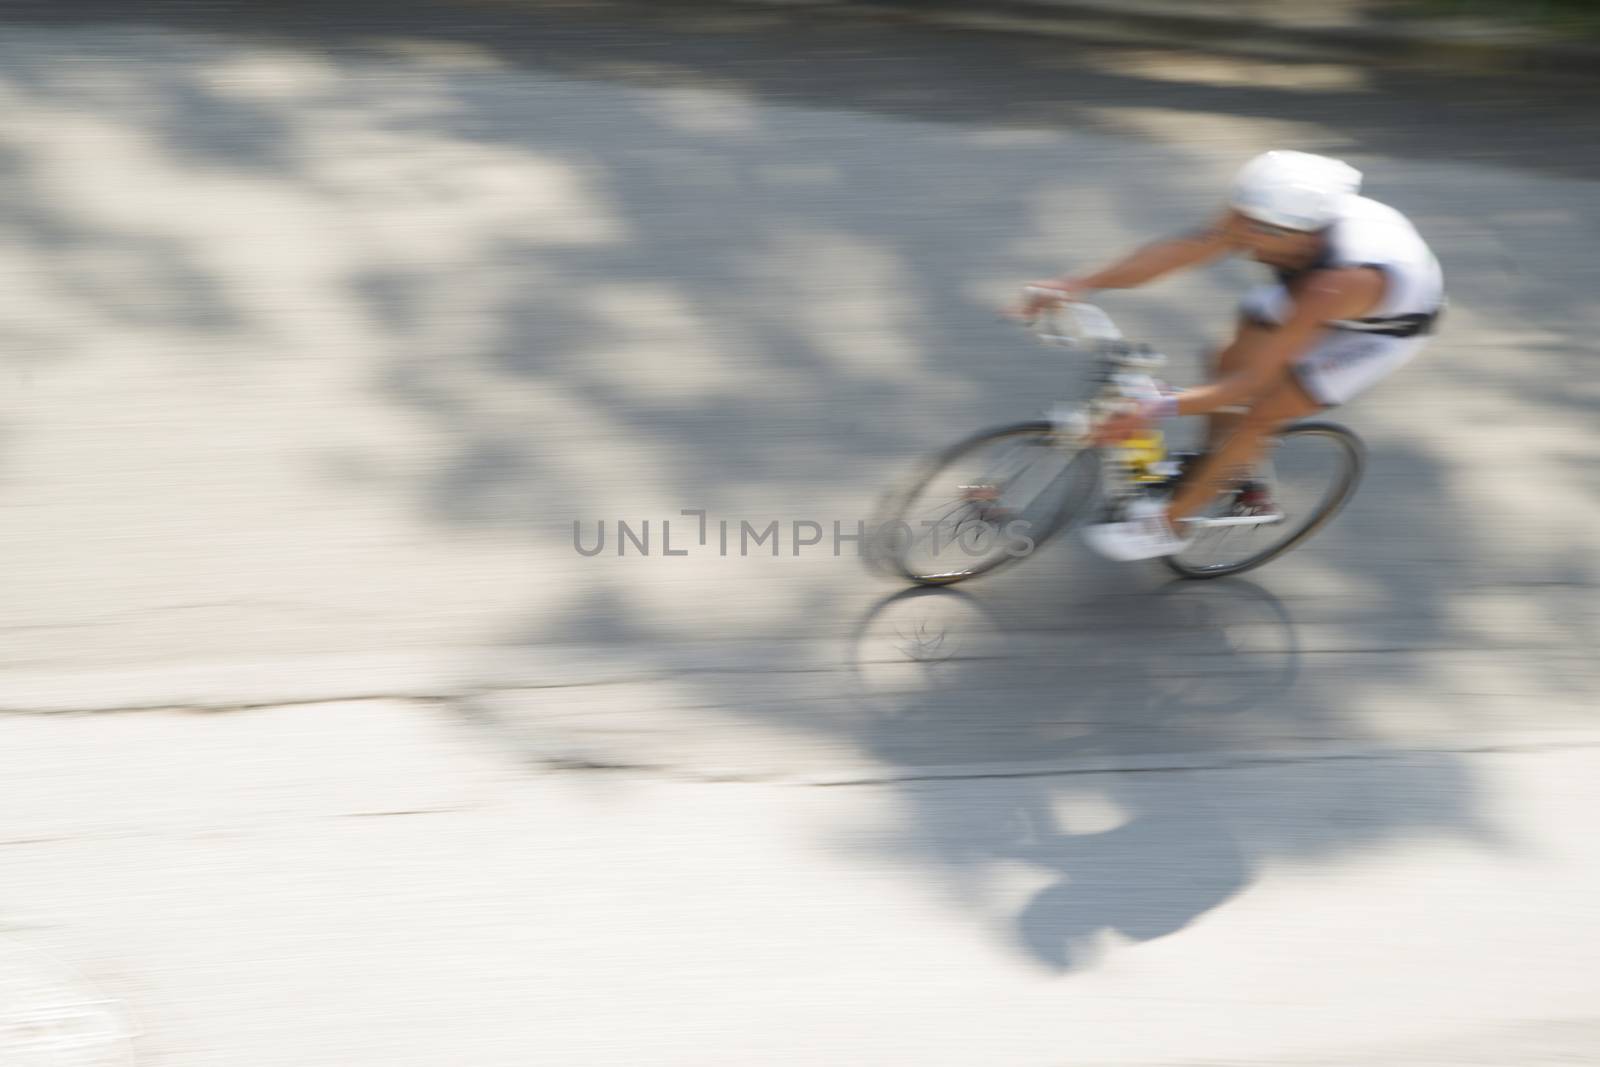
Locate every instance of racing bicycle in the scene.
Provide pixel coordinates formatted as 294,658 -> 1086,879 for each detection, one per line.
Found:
868,301 -> 1365,584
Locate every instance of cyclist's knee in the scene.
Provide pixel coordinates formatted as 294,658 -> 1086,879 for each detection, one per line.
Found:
1241,379 -> 1318,430
1212,319 -> 1274,378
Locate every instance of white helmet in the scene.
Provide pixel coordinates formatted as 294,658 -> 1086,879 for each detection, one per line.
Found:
1230,150 -> 1362,231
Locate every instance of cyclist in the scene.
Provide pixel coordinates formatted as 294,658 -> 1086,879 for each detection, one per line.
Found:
1016,150 -> 1444,561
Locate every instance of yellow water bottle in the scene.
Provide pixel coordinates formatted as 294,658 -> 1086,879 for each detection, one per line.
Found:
1124,429 -> 1168,482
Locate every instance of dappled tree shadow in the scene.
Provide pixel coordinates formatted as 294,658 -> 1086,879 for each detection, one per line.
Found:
0,0 -> 1592,968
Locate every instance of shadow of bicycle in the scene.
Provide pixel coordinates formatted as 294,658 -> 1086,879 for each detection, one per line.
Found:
838,578 -> 1471,970
849,578 -> 1301,760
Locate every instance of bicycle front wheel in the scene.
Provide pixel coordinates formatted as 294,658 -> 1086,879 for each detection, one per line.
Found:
871,421 -> 1099,585
1164,420 -> 1364,580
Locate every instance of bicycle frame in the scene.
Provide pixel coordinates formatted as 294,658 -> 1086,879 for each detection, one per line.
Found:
1030,300 -> 1279,531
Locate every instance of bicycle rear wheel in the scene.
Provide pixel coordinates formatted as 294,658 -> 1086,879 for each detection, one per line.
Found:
1163,420 -> 1364,580
871,421 -> 1099,585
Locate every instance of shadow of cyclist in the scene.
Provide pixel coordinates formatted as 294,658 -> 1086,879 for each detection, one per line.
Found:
842,577 -> 1471,971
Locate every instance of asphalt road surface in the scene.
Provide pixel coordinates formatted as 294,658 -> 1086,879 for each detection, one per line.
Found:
0,2 -> 1597,1064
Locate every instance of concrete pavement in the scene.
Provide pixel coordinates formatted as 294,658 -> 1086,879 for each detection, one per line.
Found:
1,1 -> 1598,1062
4,699 -> 1600,1064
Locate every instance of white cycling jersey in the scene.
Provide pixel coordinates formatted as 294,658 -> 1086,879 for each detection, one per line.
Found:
1241,196 -> 1445,406
1276,195 -> 1444,333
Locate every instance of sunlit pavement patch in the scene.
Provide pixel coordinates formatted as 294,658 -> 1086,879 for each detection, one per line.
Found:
0,940 -> 137,1067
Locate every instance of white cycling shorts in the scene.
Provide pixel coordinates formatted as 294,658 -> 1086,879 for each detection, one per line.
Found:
1239,283 -> 1431,407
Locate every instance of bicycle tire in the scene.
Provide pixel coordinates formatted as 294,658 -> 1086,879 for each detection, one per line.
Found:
1163,420 -> 1364,580
871,421 -> 1099,585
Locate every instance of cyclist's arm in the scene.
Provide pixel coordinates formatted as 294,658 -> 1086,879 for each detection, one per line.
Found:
1044,215 -> 1236,293
1174,267 -> 1385,416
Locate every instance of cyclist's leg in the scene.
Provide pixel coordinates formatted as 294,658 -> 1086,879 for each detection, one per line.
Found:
1205,285 -> 1293,452
1172,328 -> 1430,522
1169,372 -> 1322,523
1205,321 -> 1273,452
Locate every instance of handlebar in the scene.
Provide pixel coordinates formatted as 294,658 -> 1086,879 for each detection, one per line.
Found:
1022,292 -> 1125,347
1022,292 -> 1168,372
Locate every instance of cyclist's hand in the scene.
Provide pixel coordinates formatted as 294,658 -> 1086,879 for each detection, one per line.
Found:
1091,406 -> 1154,446
1010,279 -> 1083,322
